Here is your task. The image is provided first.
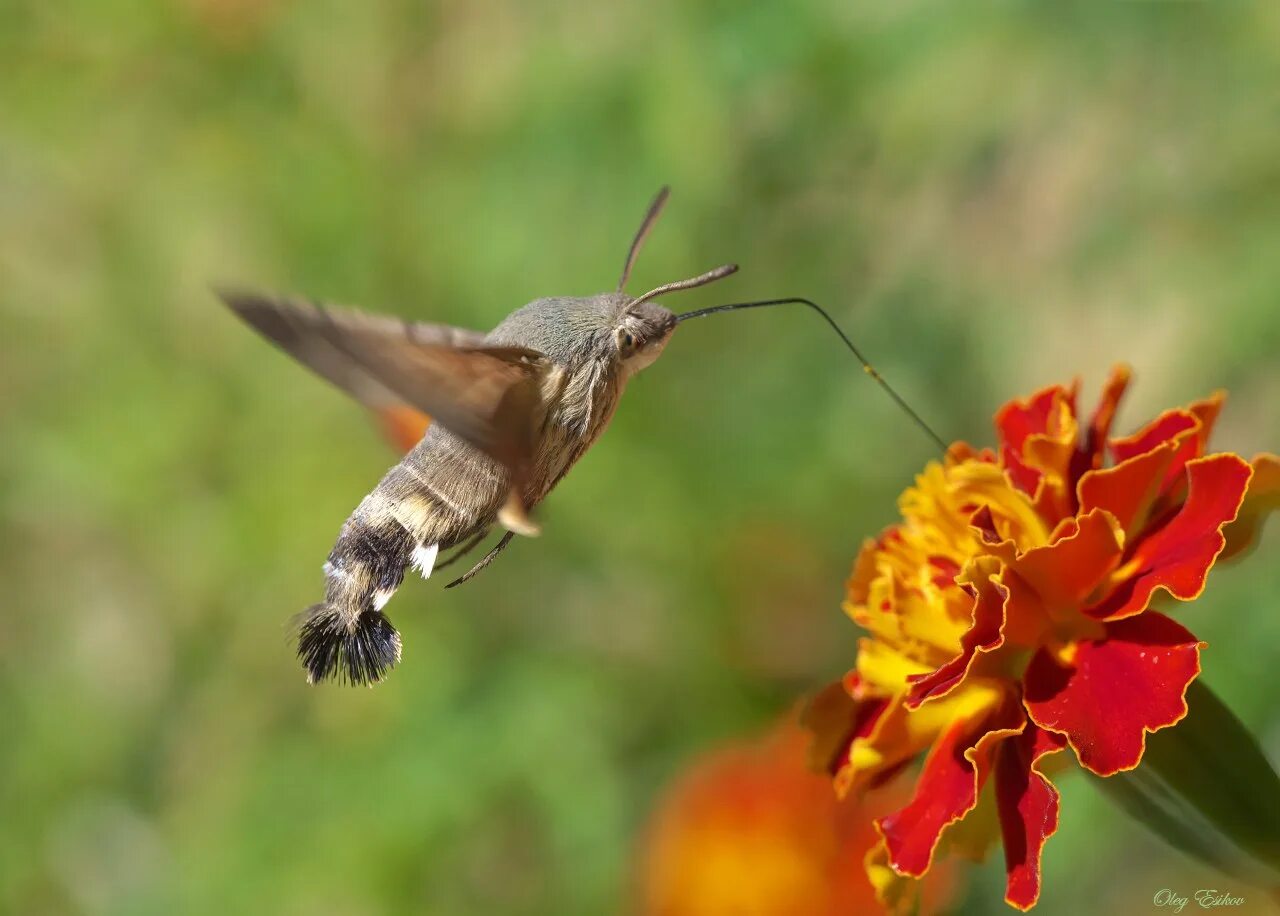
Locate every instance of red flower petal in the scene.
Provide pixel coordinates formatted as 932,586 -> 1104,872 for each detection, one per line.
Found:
1023,612 -> 1204,776
1220,453 -> 1280,563
996,384 -> 1072,455
1108,406 -> 1193,458
1078,438 -> 1182,536
996,726 -> 1067,911
1011,509 -> 1123,624
905,565 -> 1006,709
1188,393 -> 1225,452
997,384 -> 1076,501
928,554 -> 962,589
968,505 -> 1002,546
948,441 -> 998,465
1001,445 -> 1043,501
1080,365 -> 1131,467
1086,454 -> 1252,620
1108,394 -> 1223,495
878,699 -> 1023,876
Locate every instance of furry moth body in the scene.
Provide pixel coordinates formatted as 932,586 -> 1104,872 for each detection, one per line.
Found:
221,188 -> 737,685
295,300 -> 642,685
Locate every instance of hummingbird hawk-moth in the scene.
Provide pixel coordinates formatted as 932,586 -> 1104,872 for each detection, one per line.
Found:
221,188 -> 943,687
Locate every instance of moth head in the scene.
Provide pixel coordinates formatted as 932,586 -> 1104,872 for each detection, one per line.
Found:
609,186 -> 737,375
611,298 -> 678,374
492,189 -> 737,372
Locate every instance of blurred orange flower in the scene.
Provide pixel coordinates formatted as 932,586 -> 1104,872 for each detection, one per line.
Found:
817,366 -> 1279,910
637,710 -> 956,916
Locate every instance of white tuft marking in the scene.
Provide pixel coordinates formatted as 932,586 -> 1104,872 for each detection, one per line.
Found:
412,543 -> 440,579
323,560 -> 354,584
373,589 -> 394,611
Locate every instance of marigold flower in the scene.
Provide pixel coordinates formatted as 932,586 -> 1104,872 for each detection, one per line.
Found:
819,366 -> 1279,910
638,710 -> 957,916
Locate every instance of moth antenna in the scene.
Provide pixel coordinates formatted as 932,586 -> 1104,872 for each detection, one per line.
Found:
676,297 -> 948,453
618,186 -> 671,291
630,263 -> 739,307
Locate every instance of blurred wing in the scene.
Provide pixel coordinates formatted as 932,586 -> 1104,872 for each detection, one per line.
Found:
219,289 -> 547,478
218,289 -> 485,410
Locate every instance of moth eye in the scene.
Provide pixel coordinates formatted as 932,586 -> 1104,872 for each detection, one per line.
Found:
616,328 -> 637,354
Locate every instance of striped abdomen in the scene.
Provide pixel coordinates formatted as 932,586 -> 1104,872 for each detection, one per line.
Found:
297,359 -> 626,685
297,426 -> 508,684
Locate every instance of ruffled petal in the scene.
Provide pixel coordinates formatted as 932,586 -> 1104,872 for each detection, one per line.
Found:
996,726 -> 1067,910
1187,393 -> 1226,455
1079,365 -> 1131,468
1023,612 -> 1204,776
1086,454 -> 1252,620
905,558 -> 1007,709
1220,453 -> 1280,562
996,384 -> 1072,457
1109,408 -> 1197,466
1009,509 -> 1123,626
841,681 -> 1005,795
877,696 -> 1023,876
858,638 -> 935,696
947,441 -> 998,466
1078,437 -> 1184,537
1108,393 -> 1223,496
996,384 -> 1076,505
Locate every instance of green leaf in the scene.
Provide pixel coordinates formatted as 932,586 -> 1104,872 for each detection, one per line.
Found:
1092,677 -> 1280,888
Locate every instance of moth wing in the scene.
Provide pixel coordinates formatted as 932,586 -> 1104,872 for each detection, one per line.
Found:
218,289 -> 484,409
322,332 -> 546,481
219,290 -> 548,489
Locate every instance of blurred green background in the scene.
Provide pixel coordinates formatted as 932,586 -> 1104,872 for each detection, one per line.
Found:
3,2 -> 1279,914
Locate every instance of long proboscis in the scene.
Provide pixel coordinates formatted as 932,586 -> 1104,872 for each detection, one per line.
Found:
676,298 -> 948,452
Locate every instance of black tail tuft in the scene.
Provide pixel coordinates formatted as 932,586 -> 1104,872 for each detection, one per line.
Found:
296,603 -> 402,686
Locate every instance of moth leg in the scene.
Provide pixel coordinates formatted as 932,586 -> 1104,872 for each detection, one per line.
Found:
444,532 -> 515,589
435,528 -> 491,571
